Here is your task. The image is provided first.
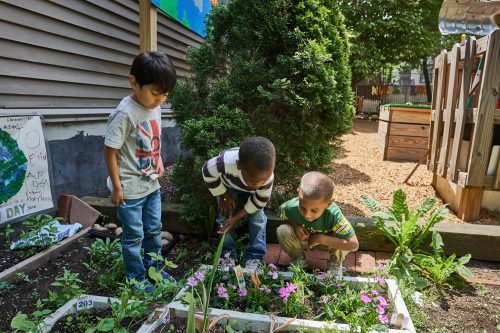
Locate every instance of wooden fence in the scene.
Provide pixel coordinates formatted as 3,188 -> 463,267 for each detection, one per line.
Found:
428,29 -> 500,220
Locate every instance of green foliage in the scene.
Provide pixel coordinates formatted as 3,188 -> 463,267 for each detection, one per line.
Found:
414,232 -> 473,289
84,238 -> 124,291
19,214 -> 62,255
361,189 -> 472,289
45,269 -> 85,309
338,0 -> 458,84
170,0 -> 354,226
0,224 -> 14,247
11,300 -> 51,333
361,189 -> 448,288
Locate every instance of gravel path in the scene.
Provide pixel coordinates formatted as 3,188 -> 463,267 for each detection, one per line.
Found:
330,118 -> 500,225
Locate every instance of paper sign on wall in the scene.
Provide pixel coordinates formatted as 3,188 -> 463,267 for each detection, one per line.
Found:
0,116 -> 54,225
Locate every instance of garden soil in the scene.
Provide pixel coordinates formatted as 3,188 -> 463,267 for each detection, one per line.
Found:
1,234 -> 499,332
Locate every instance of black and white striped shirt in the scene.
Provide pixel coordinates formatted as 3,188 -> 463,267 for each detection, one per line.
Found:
202,148 -> 274,214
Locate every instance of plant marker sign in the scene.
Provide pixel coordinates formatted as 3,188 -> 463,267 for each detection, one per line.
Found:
0,116 -> 53,225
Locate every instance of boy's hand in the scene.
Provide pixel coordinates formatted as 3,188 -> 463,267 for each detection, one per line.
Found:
219,193 -> 235,217
218,216 -> 238,235
155,159 -> 165,178
294,224 -> 309,240
308,233 -> 325,249
110,189 -> 126,206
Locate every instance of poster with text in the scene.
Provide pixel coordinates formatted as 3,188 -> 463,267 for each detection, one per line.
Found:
0,116 -> 54,225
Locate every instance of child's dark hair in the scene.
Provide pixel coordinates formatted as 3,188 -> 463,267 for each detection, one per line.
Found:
299,171 -> 334,201
130,52 -> 177,94
239,137 -> 276,172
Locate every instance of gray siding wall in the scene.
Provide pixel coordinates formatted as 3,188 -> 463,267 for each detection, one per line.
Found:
0,0 -> 202,109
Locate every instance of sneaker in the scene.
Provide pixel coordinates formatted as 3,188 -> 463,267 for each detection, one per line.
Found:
290,254 -> 307,269
131,280 -> 155,294
245,259 -> 264,275
326,262 -> 344,278
158,270 -> 176,283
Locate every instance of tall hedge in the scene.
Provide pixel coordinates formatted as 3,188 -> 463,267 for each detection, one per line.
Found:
170,0 -> 354,227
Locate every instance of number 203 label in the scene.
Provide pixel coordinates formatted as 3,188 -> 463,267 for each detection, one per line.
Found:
76,297 -> 93,311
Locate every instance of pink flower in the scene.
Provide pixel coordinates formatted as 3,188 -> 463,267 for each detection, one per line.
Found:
268,263 -> 277,271
377,296 -> 388,308
194,271 -> 204,281
374,276 -> 386,284
239,288 -> 247,297
378,263 -> 386,270
378,314 -> 389,324
371,289 -> 379,295
360,295 -> 371,303
217,287 -> 229,299
286,282 -> 297,292
316,272 -> 327,280
270,271 -> 278,280
320,295 -> 329,304
231,284 -> 237,289
376,305 -> 385,314
187,277 -> 198,287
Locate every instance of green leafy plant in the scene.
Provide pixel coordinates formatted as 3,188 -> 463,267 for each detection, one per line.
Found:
0,224 -> 14,247
18,214 -> 62,255
83,238 -> 124,291
361,189 -> 449,287
0,280 -> 15,291
45,269 -> 85,308
11,300 -> 51,333
414,231 -> 473,289
16,272 -> 36,284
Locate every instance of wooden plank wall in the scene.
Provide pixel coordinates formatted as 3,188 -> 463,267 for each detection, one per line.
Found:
429,30 -> 500,190
0,0 -> 202,109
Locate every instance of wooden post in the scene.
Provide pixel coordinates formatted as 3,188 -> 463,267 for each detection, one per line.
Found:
139,0 -> 157,52
429,51 -> 448,172
457,187 -> 484,221
448,37 -> 476,182
437,44 -> 461,177
467,30 -> 500,186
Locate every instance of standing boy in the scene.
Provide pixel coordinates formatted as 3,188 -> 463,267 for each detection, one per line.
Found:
277,171 -> 359,277
202,137 -> 276,273
104,52 -> 177,290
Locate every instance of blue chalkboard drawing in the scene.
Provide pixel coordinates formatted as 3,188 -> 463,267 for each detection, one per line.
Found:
151,0 -> 217,37
0,128 -> 28,205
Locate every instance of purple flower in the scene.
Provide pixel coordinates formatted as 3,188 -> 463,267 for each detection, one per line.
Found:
187,277 -> 198,287
377,296 -> 388,308
259,285 -> 271,293
378,314 -> 389,324
371,289 -> 379,295
360,294 -> 372,303
374,276 -> 386,284
224,251 -> 231,259
376,305 -> 385,314
268,263 -> 277,271
194,271 -> 204,281
239,288 -> 247,297
217,287 -> 229,300
278,282 -> 298,303
320,295 -> 329,304
378,263 -> 386,270
270,271 -> 278,280
231,284 -> 237,289
316,272 -> 327,280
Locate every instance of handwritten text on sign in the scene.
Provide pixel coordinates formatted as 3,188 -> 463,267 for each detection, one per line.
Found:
0,116 -> 53,224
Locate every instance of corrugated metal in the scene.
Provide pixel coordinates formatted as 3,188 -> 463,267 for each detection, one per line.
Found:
0,0 -> 202,109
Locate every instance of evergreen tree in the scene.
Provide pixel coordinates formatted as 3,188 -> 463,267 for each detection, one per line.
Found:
170,0 -> 353,227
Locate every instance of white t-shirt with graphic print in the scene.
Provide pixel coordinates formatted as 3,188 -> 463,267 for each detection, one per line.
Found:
105,95 -> 161,199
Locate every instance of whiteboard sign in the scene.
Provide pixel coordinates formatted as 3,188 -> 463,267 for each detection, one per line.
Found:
0,116 -> 54,224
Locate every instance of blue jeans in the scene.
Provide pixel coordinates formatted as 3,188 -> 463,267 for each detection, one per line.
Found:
216,189 -> 267,262
117,189 -> 162,282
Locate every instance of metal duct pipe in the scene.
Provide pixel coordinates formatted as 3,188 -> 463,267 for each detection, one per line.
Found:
438,0 -> 500,35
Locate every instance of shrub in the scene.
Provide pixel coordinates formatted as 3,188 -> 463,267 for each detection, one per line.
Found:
170,0 -> 354,227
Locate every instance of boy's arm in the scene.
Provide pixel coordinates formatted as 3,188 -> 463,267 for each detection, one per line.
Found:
308,233 -> 359,251
243,177 -> 273,215
104,146 -> 125,206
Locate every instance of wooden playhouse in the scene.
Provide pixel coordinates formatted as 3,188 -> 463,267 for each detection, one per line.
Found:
428,30 -> 500,221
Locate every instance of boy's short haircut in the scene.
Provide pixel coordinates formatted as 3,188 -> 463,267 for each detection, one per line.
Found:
299,171 -> 334,201
130,52 -> 177,93
239,136 -> 276,173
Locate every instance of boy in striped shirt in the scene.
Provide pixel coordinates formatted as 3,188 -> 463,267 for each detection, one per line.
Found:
202,137 -> 276,273
277,171 -> 359,277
